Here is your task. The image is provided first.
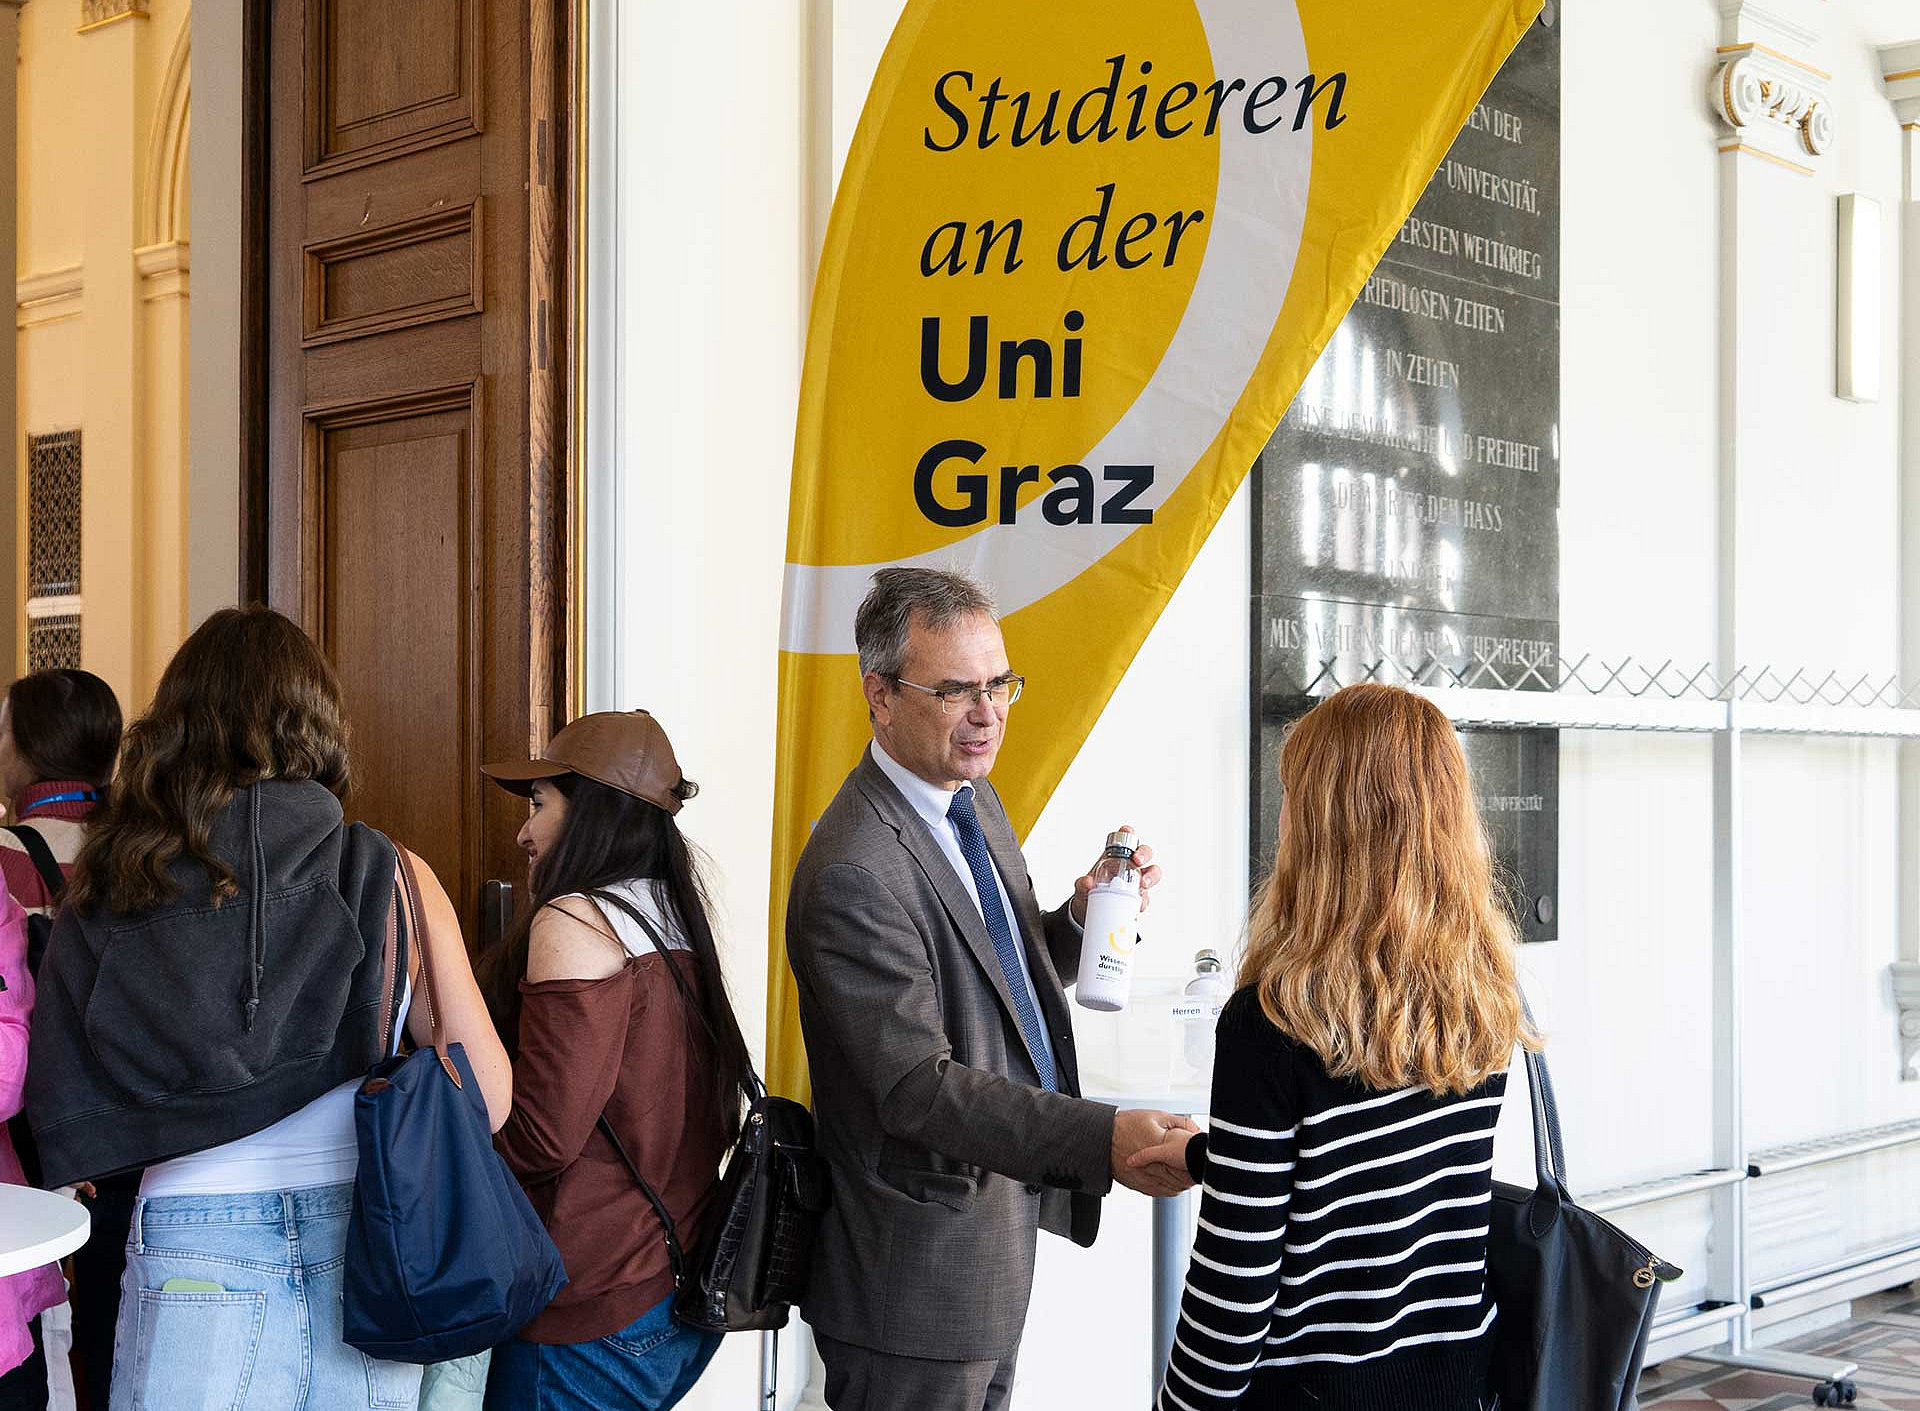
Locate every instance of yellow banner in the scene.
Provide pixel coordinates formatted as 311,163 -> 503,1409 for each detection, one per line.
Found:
770,0 -> 1543,1101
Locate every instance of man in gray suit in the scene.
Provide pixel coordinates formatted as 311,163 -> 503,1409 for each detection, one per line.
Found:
786,566 -> 1198,1410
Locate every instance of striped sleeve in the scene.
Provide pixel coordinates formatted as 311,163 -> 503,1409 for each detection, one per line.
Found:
1158,1002 -> 1298,1411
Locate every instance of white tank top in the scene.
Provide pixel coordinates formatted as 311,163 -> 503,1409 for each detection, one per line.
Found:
559,878 -> 691,957
138,878 -> 682,1198
141,973 -> 413,1198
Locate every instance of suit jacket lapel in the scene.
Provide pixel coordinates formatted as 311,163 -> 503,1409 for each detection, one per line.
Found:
853,755 -> 1033,1060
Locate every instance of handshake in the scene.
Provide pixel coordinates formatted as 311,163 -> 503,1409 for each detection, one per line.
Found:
1109,1109 -> 1202,1198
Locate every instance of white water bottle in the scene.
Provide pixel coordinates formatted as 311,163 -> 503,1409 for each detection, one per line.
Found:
1075,828 -> 1142,1012
1181,949 -> 1231,1073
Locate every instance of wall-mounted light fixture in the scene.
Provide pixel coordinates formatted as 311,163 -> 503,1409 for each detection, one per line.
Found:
1837,193 -> 1882,403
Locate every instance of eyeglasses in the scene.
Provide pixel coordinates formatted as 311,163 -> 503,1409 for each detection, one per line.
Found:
891,674 -> 1026,714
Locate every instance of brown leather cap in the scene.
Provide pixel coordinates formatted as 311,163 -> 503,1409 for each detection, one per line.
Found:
481,710 -> 697,815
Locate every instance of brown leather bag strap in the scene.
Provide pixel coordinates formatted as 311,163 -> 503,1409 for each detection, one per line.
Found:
394,844 -> 462,1089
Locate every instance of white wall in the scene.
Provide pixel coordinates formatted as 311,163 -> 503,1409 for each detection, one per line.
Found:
595,1 -> 1920,1404
584,2 -> 807,1402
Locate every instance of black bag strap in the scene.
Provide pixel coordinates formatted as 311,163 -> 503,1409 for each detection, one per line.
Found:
1517,989 -> 1568,1191
595,899 -> 771,1289
5,824 -> 64,902
597,1114 -> 688,1289
607,893 -> 771,1104
596,900 -> 694,1289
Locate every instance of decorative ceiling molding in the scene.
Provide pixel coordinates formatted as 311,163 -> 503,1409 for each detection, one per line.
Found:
1882,40 -> 1920,128
1712,1 -> 1834,172
79,1 -> 148,34
1718,0 -> 1820,52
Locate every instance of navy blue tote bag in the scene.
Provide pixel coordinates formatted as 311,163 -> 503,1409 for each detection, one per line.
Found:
343,846 -> 567,1363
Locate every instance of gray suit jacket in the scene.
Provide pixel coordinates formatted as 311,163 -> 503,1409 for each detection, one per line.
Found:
786,751 -> 1116,1360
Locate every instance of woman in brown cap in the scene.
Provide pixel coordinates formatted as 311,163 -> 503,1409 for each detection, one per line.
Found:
478,710 -> 752,1411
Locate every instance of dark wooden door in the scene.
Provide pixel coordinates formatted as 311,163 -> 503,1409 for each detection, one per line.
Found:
252,0 -> 570,932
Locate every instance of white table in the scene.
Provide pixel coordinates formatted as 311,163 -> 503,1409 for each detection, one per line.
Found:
0,1185 -> 88,1277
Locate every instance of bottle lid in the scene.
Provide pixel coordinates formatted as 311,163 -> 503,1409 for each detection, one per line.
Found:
1104,827 -> 1139,855
1194,948 -> 1222,973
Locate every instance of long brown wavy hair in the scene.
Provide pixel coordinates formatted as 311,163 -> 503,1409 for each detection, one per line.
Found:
67,607 -> 352,916
1243,683 -> 1538,1094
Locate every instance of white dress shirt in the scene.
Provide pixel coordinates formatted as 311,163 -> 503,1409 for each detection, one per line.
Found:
869,741 -> 1059,1079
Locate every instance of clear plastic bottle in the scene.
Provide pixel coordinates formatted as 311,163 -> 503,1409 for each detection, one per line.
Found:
1074,828 -> 1142,1012
1179,949 -> 1231,1075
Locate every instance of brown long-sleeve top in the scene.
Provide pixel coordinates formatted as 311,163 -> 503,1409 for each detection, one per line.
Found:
494,947 -> 728,1345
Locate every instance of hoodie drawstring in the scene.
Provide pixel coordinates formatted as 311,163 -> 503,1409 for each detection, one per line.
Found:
244,784 -> 266,1032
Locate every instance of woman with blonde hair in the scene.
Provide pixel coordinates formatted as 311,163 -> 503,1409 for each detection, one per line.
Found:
1140,683 -> 1535,1411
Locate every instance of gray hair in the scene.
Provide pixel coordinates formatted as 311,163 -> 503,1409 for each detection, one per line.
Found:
855,567 -> 997,678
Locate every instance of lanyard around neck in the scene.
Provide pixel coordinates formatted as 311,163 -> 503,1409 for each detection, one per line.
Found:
22,789 -> 95,816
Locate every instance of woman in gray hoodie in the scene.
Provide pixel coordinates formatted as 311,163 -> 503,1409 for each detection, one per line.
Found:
26,606 -> 511,1411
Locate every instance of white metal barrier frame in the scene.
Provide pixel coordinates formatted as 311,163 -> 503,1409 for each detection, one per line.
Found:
1273,651 -> 1920,1392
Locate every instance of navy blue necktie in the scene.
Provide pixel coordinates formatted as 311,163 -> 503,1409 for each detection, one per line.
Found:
946,787 -> 1057,1091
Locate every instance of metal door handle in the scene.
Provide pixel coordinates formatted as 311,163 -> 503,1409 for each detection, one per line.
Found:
481,879 -> 515,950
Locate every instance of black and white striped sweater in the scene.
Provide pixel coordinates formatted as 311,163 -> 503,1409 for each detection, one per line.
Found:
1158,987 -> 1507,1411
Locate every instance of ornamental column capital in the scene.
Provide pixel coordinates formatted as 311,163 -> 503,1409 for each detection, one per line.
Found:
1710,1 -> 1833,174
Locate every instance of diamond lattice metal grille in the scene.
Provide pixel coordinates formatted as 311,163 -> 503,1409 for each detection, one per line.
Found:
26,430 -> 80,600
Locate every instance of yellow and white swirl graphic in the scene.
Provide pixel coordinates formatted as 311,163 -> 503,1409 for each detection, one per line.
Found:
770,0 -> 1542,1100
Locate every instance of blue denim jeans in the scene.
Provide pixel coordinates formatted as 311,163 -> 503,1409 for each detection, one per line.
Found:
112,1182 -> 423,1411
484,1295 -> 721,1411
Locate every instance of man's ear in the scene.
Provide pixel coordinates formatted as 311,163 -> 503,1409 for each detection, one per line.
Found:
862,672 -> 892,724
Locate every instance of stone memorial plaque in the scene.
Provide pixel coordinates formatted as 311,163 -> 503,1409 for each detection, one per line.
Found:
1251,11 -> 1561,941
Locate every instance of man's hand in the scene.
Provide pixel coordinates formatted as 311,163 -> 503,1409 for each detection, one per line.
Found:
1127,1128 -> 1198,1195
1111,1108 -> 1199,1197
1070,825 -> 1164,926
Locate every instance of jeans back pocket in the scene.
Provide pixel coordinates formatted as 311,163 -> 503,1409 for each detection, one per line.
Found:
360,1351 -> 424,1409
128,1289 -> 267,1411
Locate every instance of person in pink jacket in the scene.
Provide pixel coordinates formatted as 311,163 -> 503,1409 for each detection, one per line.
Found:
0,870 -> 64,1394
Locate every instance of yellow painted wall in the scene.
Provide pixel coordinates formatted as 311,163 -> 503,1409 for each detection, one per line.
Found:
15,0 -> 191,717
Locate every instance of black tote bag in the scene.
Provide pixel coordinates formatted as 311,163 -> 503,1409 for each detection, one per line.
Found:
1488,1027 -> 1683,1410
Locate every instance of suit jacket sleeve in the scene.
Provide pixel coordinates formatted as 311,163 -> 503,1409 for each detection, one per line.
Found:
790,861 -> 1115,1194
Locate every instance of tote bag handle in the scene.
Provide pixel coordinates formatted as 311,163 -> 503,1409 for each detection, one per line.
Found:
394,845 -> 461,1089
1517,989 -> 1567,1193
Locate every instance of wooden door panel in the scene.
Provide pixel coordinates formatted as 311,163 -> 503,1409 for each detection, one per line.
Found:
303,200 -> 484,347
306,0 -> 482,175
259,0 -> 566,936
299,324 -> 483,410
310,387 -> 482,909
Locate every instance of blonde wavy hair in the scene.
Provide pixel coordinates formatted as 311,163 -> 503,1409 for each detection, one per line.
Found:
1242,683 -> 1538,1094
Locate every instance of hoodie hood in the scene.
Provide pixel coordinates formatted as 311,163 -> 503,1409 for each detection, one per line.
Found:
26,780 -> 400,1186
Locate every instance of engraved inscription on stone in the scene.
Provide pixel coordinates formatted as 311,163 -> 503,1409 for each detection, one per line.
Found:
1252,15 -> 1561,941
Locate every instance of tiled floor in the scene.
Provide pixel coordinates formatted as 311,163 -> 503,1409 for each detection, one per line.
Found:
1639,1285 -> 1920,1409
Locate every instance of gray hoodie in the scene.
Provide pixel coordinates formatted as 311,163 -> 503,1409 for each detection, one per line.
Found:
26,779 -> 398,1187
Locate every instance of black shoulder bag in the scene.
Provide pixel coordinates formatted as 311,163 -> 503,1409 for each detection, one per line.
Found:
600,905 -> 829,1334
6,822 -> 64,975
1488,1002 -> 1684,1410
